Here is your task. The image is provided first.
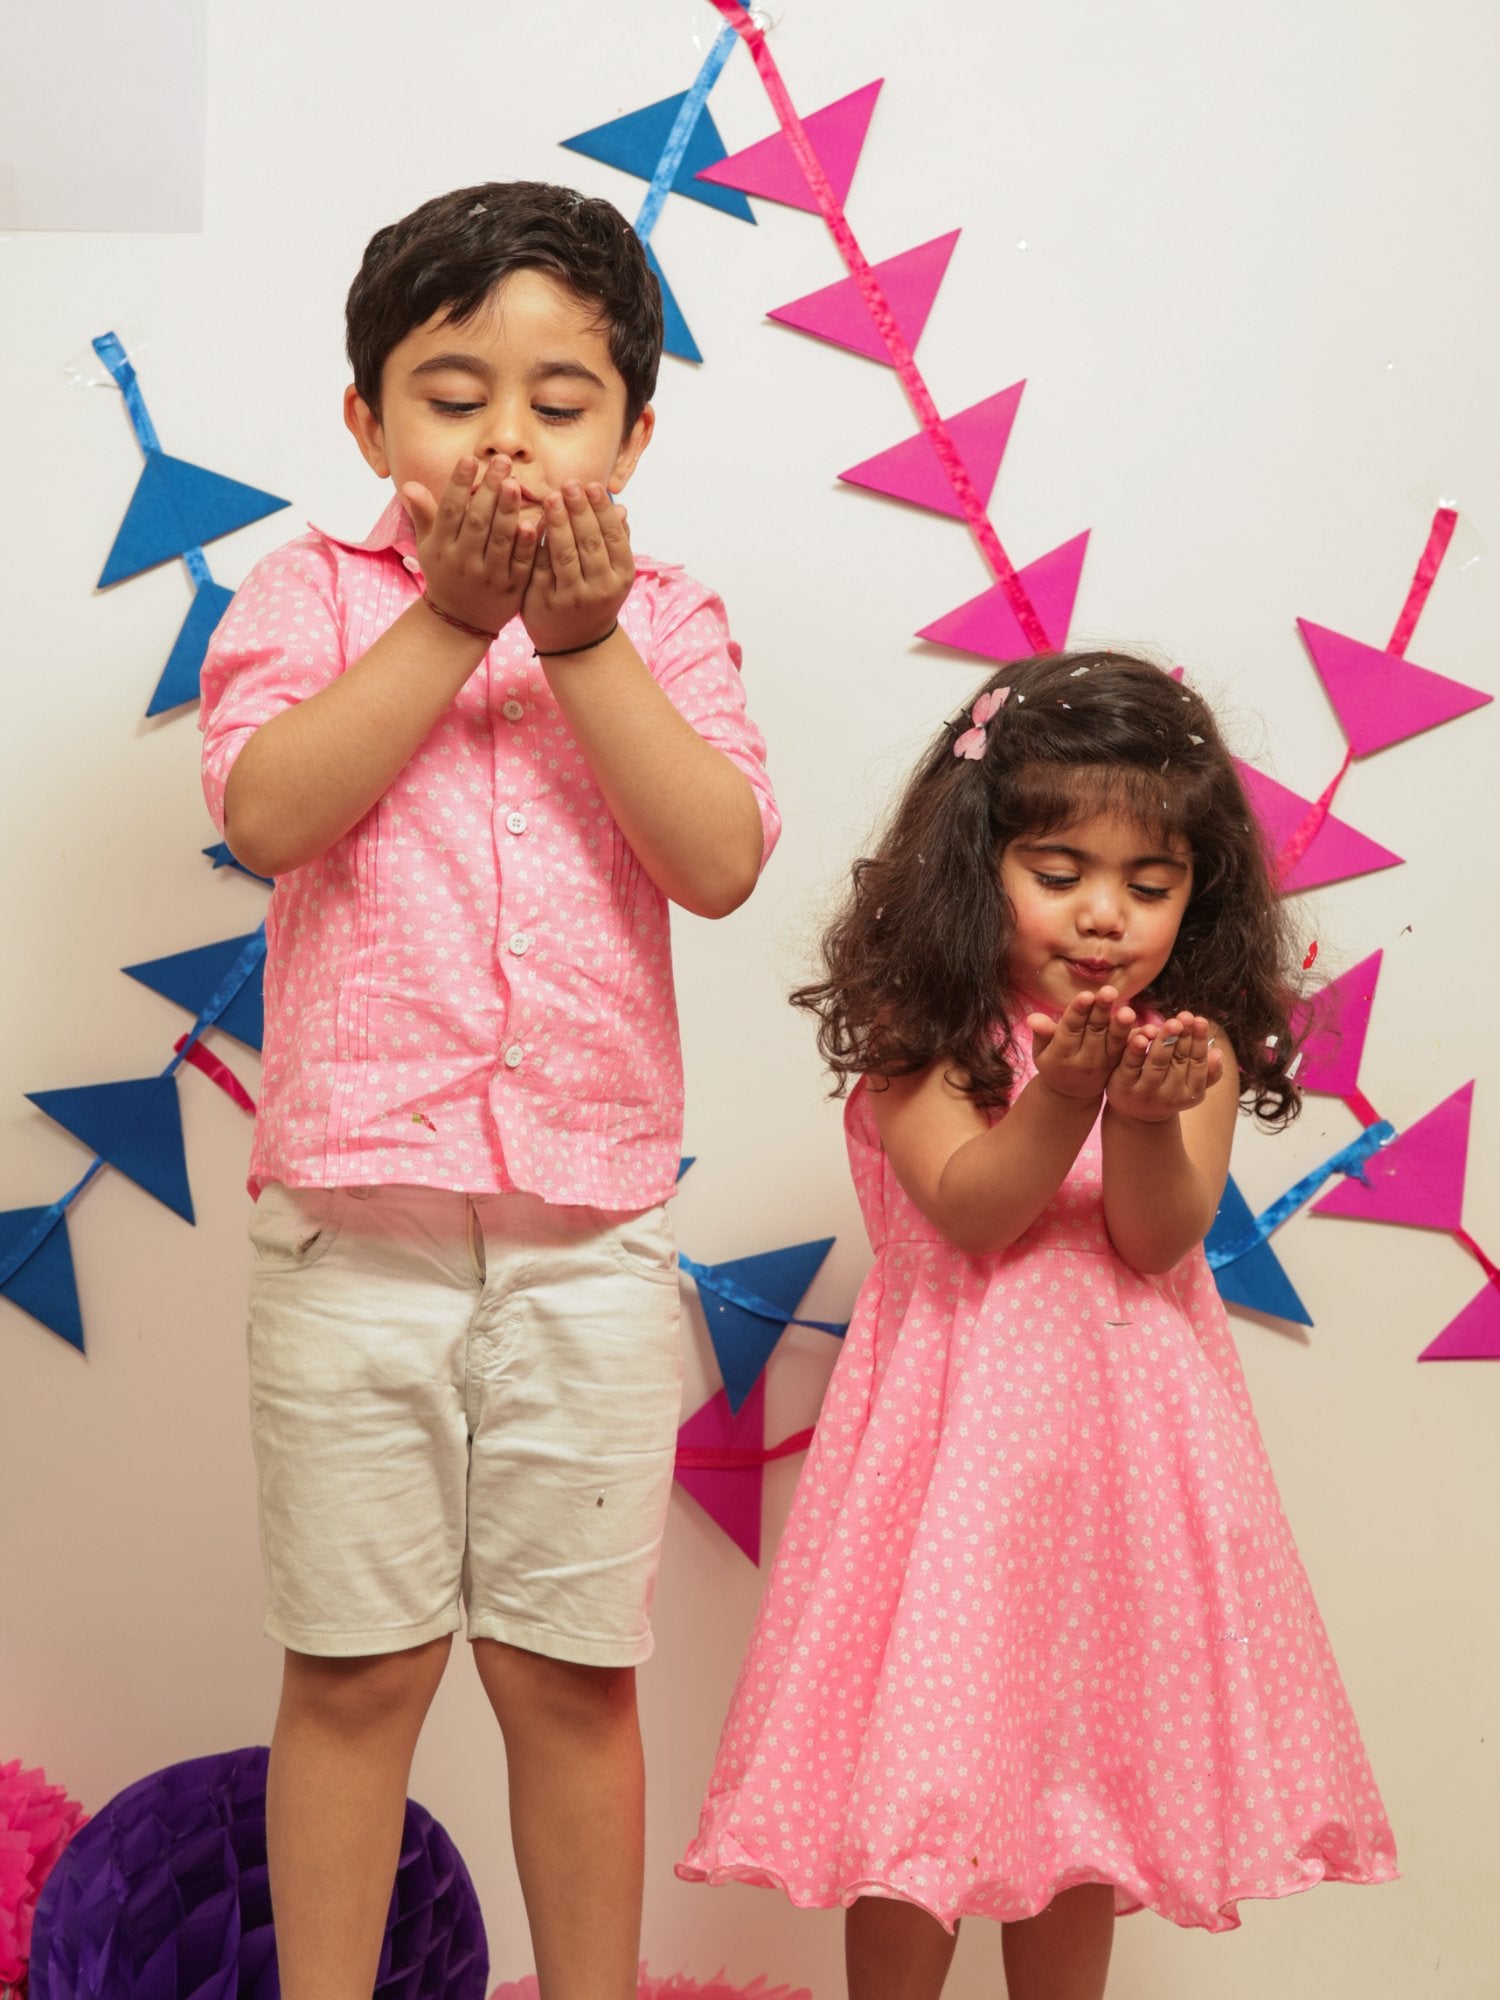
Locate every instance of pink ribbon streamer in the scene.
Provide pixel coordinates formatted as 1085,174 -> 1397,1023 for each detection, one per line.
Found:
1388,506 -> 1457,657
708,0 -> 1051,655
676,1427 -> 814,1471
1453,1229 -> 1500,1294
1274,507 -> 1457,884
1340,1087 -> 1384,1132
173,1034 -> 256,1114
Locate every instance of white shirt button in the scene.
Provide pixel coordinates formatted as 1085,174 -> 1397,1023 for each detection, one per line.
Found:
503,1045 -> 524,1069
502,699 -> 525,722
402,555 -> 421,573
508,932 -> 531,957
505,811 -> 528,835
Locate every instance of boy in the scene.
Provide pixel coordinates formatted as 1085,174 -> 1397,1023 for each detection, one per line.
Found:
199,181 -> 779,2000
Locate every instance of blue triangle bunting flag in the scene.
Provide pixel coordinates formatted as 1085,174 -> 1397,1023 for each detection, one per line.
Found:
0,1207 -> 85,1352
645,244 -> 702,364
147,579 -> 236,716
677,1156 -> 696,1180
122,932 -> 265,1051
695,1237 -> 835,1413
1207,1177 -> 1312,1326
98,451 -> 289,587
202,843 -> 273,886
26,1077 -> 195,1224
561,95 -> 755,222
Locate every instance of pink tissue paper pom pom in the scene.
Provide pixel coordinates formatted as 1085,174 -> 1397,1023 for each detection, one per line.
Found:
0,1760 -> 88,1988
490,1972 -> 811,2000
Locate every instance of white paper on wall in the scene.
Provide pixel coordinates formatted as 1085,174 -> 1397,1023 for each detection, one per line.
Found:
0,0 -> 206,232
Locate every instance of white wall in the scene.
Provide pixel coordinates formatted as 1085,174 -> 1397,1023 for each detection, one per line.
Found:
3,3 -> 1497,1994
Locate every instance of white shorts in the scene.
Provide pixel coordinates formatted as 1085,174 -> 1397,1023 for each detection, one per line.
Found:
245,1182 -> 682,1666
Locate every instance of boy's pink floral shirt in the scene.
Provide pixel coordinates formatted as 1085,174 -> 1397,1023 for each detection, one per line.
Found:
199,499 -> 780,1206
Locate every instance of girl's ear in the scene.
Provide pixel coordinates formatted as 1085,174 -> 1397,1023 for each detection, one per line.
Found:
609,404 -> 655,494
344,384 -> 390,479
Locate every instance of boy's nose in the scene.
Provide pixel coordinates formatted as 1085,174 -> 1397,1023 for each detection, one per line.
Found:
478,406 -> 530,459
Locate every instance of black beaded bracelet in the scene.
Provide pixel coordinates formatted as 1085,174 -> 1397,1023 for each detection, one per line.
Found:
533,620 -> 619,659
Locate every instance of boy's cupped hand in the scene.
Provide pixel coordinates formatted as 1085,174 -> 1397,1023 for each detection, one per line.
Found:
403,454 -> 538,636
1028,989 -> 1136,1104
521,480 -> 636,657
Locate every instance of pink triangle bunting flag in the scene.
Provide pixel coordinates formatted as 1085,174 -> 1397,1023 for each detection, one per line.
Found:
768,230 -> 961,364
1235,762 -> 1402,894
840,383 -> 1025,519
674,1376 -> 767,1564
1313,1081 -> 1474,1231
1297,619 -> 1491,758
1419,1281 -> 1500,1361
1290,949 -> 1383,1097
918,531 -> 1089,659
697,79 -> 883,213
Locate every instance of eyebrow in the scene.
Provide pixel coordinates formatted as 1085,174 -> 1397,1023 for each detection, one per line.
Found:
405,351 -> 607,392
1016,840 -> 1190,874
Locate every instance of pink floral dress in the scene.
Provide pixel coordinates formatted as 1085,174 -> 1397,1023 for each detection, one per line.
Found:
679,1037 -> 1396,1932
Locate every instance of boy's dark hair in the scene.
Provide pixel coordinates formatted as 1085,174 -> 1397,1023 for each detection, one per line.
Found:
346,181 -> 663,428
793,651 -> 1305,1127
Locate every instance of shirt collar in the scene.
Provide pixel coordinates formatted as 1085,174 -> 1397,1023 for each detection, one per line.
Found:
313,494 -> 419,563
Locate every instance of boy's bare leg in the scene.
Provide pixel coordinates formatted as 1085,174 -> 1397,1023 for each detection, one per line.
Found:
267,1637 -> 452,2000
473,1640 -> 644,2000
1001,1885 -> 1116,2000
845,1896 -> 959,2000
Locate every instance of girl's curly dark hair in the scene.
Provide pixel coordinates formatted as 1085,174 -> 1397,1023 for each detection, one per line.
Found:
792,651 -> 1305,1126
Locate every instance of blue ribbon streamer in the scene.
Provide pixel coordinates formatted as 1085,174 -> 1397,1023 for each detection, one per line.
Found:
1206,1120 -> 1396,1271
163,927 -> 268,1075
679,1252 -> 847,1338
92,330 -> 214,591
633,22 -> 739,247
91,331 -> 161,454
0,924 -> 268,1295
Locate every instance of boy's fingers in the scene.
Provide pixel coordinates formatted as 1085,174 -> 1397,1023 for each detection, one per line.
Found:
507,518 -> 540,585
458,464 -> 500,546
401,482 -> 438,537
433,460 -> 478,542
543,493 -> 582,578
588,483 -> 628,545
482,478 -> 524,562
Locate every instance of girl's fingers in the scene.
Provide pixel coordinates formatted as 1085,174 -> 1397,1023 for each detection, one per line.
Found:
1121,1030 -> 1152,1073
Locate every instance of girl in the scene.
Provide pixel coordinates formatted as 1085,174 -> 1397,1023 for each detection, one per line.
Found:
678,653 -> 1395,1998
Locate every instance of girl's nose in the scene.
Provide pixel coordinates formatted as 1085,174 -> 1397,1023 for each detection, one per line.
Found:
1077,891 -> 1126,937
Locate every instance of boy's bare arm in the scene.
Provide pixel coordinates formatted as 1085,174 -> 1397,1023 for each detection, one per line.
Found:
527,482 -> 765,920
225,456 -> 536,878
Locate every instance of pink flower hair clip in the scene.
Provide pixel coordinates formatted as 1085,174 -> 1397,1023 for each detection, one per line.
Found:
952,686 -> 1009,760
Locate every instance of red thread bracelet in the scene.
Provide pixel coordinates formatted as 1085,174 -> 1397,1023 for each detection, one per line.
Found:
422,594 -> 499,641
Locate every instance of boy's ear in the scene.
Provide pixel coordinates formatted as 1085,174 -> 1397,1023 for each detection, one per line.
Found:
608,404 -> 654,494
343,384 -> 390,478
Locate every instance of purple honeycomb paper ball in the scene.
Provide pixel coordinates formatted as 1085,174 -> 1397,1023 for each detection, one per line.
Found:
29,1745 -> 487,2000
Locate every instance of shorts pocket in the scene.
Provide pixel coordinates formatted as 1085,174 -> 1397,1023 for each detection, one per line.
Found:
590,1203 -> 679,1286
248,1183 -> 351,1267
